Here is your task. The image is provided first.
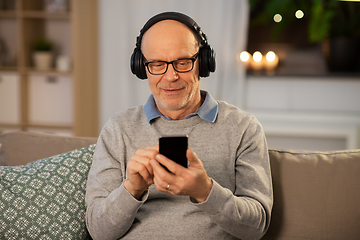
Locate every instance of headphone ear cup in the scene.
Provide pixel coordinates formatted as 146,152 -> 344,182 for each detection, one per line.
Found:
208,45 -> 216,73
130,48 -> 147,79
198,45 -> 216,78
198,46 -> 209,77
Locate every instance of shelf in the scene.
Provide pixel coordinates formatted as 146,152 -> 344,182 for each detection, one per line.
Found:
246,71 -> 360,79
0,66 -> 18,72
26,123 -> 73,130
26,68 -> 72,76
0,123 -> 21,128
0,11 -> 17,18
21,11 -> 71,19
0,0 -> 99,137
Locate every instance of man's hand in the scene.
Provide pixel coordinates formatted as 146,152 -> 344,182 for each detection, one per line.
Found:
124,145 -> 159,199
150,148 -> 213,203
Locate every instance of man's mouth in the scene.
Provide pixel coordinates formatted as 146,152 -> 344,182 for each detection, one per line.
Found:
162,88 -> 183,94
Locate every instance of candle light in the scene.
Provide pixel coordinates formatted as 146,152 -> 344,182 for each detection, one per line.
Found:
251,51 -> 263,72
264,51 -> 279,75
239,51 -> 251,69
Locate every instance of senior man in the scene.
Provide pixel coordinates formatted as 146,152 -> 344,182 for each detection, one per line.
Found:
86,12 -> 273,240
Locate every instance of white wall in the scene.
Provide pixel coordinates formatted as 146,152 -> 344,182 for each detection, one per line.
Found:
98,0 -> 249,129
245,75 -> 360,151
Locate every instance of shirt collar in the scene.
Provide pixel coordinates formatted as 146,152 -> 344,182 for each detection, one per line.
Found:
143,90 -> 218,123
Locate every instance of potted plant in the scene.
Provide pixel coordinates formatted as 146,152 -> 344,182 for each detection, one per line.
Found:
32,37 -> 53,70
249,0 -> 360,72
313,1 -> 360,72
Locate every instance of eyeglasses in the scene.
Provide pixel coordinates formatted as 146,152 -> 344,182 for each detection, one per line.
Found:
144,52 -> 199,75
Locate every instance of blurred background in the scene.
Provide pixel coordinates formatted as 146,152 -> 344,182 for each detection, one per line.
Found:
0,0 -> 359,151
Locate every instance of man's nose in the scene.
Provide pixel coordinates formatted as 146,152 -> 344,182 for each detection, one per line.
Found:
163,63 -> 179,81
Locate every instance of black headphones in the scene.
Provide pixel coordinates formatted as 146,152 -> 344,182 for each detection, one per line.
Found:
130,12 -> 216,80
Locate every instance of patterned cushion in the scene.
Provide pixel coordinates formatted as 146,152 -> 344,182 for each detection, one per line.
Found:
0,144 -> 96,240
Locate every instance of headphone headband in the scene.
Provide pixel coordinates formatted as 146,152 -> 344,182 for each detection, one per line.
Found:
136,12 -> 208,49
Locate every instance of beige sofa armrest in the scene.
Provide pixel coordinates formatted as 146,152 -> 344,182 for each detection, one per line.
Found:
0,131 -> 97,166
263,149 -> 360,240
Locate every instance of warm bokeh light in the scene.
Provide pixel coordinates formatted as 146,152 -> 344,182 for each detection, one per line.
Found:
266,51 -> 276,62
273,14 -> 282,23
264,51 -> 279,75
295,10 -> 304,19
253,51 -> 263,62
240,51 -> 250,62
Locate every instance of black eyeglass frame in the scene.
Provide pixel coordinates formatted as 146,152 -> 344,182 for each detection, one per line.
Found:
144,52 -> 199,75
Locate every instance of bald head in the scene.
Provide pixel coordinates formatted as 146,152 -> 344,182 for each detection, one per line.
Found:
141,20 -> 200,61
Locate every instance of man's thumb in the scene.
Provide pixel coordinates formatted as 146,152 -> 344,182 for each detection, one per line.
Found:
186,148 -> 202,167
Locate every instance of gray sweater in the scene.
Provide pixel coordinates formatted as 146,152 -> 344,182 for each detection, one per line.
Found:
85,101 -> 273,240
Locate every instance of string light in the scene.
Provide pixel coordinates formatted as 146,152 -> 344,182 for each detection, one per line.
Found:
253,51 -> 263,62
239,51 -> 250,62
266,51 -> 276,62
295,10 -> 304,19
273,14 -> 282,23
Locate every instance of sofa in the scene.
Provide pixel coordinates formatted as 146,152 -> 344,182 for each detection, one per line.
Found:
0,131 -> 359,240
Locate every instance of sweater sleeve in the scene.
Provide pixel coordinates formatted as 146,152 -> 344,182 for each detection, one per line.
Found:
193,116 -> 273,240
85,121 -> 148,240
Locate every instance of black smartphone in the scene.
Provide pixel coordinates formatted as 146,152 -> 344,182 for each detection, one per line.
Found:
159,136 -> 188,170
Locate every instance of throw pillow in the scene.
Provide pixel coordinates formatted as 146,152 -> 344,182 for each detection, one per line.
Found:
0,144 -> 96,240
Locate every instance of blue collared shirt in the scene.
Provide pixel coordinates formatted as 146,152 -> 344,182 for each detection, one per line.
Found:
143,90 -> 218,123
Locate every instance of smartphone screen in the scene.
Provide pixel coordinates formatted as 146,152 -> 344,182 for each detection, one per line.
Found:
159,136 -> 188,169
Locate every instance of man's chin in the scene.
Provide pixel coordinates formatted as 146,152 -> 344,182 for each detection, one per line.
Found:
157,99 -> 186,112
161,104 -> 184,111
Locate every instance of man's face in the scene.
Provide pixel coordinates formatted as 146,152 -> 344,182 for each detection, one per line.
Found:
141,20 -> 201,120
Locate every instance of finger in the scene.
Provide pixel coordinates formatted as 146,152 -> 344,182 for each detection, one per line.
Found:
135,147 -> 158,159
145,145 -> 159,152
127,160 -> 153,184
163,183 -> 173,193
150,158 -> 176,191
150,157 -> 170,176
132,147 -> 159,174
186,148 -> 203,168
131,154 -> 154,176
152,175 -> 173,194
137,166 -> 154,185
155,153 -> 184,175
